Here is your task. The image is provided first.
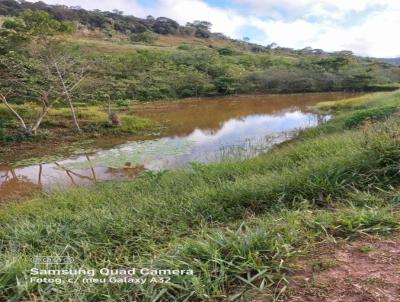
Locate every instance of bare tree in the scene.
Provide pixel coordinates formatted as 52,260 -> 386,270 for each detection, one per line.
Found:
43,46 -> 86,132
1,48 -> 86,134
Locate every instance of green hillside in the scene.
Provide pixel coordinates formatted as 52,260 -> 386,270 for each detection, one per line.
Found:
1,0 -> 399,104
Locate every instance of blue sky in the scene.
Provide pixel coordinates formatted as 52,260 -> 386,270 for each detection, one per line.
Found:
40,0 -> 400,57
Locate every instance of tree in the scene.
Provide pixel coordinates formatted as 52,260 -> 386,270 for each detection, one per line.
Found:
0,10 -> 85,133
112,9 -> 123,15
186,20 -> 212,38
0,18 -> 29,54
146,15 -> 155,22
266,42 -> 278,49
44,44 -> 86,131
152,17 -> 179,35
0,53 -> 52,134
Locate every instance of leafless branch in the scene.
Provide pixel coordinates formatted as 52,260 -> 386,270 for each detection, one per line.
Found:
32,91 -> 51,134
53,60 -> 82,131
0,93 -> 27,130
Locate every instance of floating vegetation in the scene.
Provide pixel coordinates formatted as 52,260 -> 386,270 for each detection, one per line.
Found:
61,138 -> 195,170
11,155 -> 66,167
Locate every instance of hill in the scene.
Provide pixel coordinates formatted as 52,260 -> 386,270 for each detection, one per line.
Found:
1,0 -> 400,104
372,57 -> 400,65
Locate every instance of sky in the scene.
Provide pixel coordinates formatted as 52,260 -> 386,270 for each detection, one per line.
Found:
39,0 -> 400,58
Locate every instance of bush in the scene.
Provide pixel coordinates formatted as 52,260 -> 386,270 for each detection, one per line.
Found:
217,47 -> 234,56
343,106 -> 398,128
129,31 -> 157,44
177,44 -> 191,51
115,99 -> 135,107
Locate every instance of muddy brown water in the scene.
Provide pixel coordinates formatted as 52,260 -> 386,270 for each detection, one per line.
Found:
0,93 -> 360,201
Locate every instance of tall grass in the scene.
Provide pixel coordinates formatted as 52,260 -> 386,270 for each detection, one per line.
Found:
0,91 -> 399,301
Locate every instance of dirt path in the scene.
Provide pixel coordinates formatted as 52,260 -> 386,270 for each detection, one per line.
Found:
282,235 -> 400,302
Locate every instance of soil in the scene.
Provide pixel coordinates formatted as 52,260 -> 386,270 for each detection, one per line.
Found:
251,235 -> 400,302
285,235 -> 400,302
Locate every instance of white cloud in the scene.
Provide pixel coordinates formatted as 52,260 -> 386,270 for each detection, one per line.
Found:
232,0 -> 400,57
261,8 -> 400,57
38,0 -> 400,57
234,0 -> 396,20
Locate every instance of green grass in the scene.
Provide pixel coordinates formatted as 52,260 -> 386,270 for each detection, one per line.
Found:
119,115 -> 159,133
316,90 -> 400,111
0,103 -> 159,143
0,91 -> 400,301
0,103 -> 41,122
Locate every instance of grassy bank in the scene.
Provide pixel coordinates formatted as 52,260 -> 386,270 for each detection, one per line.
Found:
0,91 -> 400,301
0,103 -> 159,142
0,103 -> 161,165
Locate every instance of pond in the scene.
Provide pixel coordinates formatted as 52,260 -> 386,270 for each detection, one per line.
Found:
0,92 -> 360,200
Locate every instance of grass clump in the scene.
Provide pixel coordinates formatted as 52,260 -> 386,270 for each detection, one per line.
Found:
342,105 -> 398,129
119,115 -> 159,133
0,91 -> 400,301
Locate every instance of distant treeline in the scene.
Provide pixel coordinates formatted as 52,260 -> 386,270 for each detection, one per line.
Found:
0,0 -> 219,38
79,46 -> 400,101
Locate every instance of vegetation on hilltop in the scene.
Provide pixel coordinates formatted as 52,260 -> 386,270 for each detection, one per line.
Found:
0,0 -> 218,39
0,90 -> 399,301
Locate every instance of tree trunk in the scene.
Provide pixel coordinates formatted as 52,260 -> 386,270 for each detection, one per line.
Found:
0,94 -> 28,130
64,88 -> 81,132
32,93 -> 50,134
53,62 -> 81,132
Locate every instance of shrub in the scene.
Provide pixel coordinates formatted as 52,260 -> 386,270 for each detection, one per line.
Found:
129,31 -> 157,44
115,99 -> 135,107
217,47 -> 234,56
177,44 -> 191,51
343,106 -> 398,128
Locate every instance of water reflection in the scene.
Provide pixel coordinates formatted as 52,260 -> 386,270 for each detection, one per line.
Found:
0,92 -> 356,200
